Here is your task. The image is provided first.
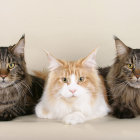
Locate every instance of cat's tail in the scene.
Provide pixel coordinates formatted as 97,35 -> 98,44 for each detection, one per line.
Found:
33,69 -> 48,80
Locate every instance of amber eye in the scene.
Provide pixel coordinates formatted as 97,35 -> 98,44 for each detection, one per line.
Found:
79,77 -> 84,82
8,63 -> 15,69
62,77 -> 67,83
128,64 -> 133,69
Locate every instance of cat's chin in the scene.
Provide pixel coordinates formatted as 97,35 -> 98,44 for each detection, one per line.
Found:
0,82 -> 13,88
128,82 -> 140,89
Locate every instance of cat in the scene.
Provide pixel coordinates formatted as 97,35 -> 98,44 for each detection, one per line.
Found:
100,36 -> 140,119
35,49 -> 110,125
0,35 -> 44,121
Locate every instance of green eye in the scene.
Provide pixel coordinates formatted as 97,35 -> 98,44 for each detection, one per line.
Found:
62,77 -> 67,83
8,63 -> 15,69
79,77 -> 84,82
128,64 -> 133,69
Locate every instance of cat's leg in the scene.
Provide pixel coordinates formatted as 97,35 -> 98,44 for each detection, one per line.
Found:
0,104 -> 25,121
35,102 -> 53,119
112,105 -> 136,119
63,111 -> 86,125
0,109 -> 17,121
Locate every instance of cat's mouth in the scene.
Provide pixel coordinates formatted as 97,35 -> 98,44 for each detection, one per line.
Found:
128,81 -> 140,88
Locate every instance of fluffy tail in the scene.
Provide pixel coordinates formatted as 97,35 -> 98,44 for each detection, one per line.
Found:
33,70 -> 48,80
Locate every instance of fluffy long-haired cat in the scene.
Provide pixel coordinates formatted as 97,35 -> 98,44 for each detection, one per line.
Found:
0,35 -> 44,121
35,49 -> 110,125
100,36 -> 140,119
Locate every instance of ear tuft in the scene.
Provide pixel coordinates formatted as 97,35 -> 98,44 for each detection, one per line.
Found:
113,35 -> 120,40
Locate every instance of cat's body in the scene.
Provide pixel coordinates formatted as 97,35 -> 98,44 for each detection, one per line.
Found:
100,36 -> 140,118
0,36 -> 44,121
35,50 -> 110,125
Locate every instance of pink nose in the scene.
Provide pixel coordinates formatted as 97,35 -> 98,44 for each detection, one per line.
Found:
1,75 -> 7,78
69,89 -> 76,94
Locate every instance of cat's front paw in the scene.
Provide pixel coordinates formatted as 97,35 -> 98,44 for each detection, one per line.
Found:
0,111 -> 16,121
112,107 -> 135,119
63,112 -> 85,125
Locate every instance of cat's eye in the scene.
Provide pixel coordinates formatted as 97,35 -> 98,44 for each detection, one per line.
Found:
79,77 -> 84,82
62,77 -> 68,83
127,64 -> 133,69
8,63 -> 15,69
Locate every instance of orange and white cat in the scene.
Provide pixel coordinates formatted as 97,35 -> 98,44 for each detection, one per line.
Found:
35,49 -> 110,125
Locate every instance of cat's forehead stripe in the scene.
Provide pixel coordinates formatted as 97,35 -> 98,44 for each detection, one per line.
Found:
64,68 -> 81,77
62,62 -> 84,77
0,48 -> 14,63
0,48 -> 8,62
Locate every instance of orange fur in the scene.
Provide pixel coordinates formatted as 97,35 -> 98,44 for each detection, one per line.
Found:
44,59 -> 106,105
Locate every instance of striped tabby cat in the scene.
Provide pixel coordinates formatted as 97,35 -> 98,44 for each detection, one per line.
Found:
0,35 -> 44,121
100,36 -> 140,119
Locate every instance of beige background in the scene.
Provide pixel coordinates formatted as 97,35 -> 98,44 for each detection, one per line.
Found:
1,1 -> 140,139
0,0 -> 140,72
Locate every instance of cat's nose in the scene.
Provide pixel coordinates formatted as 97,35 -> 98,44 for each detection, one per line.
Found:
135,74 -> 140,79
69,89 -> 76,94
1,74 -> 7,79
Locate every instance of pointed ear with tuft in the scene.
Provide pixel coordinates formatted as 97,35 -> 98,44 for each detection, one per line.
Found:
44,51 -> 63,71
9,34 -> 25,57
81,48 -> 98,68
114,36 -> 130,56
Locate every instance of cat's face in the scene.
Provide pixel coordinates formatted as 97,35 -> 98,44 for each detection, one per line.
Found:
47,50 -> 99,99
0,35 -> 26,88
114,36 -> 140,88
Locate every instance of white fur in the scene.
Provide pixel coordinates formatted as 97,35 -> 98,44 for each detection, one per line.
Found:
35,74 -> 110,125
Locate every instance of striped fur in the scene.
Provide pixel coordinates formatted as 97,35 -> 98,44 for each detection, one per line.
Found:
101,36 -> 140,118
0,35 -> 44,121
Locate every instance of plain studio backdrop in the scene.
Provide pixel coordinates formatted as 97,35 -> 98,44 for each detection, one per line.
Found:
0,0 -> 140,72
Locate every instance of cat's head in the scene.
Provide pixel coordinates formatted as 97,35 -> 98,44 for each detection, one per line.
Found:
46,49 -> 100,99
0,35 -> 26,88
114,36 -> 140,88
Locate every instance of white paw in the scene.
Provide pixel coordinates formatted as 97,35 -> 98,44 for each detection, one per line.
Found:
63,112 -> 85,125
35,103 -> 52,119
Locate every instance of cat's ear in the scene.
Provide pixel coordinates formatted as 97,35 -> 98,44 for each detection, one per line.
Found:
81,48 -> 97,68
9,34 -> 25,57
114,36 -> 130,56
44,51 -> 63,71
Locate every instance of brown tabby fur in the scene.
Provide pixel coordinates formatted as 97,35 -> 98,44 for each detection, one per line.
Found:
0,35 -> 44,121
105,36 -> 140,118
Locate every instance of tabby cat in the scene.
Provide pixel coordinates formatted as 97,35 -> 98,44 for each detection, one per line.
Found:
0,35 -> 44,121
35,49 -> 110,125
100,36 -> 140,119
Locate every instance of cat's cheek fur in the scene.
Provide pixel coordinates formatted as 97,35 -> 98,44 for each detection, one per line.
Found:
58,85 -> 73,98
59,85 -> 89,98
